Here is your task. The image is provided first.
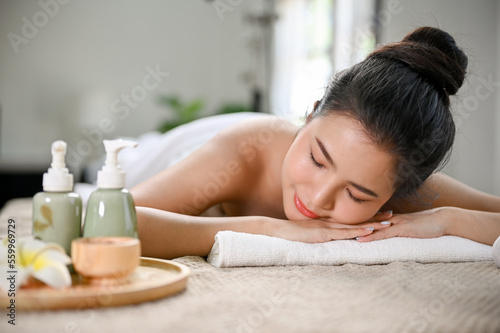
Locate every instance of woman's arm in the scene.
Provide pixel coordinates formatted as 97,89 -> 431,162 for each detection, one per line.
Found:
357,206 -> 500,245
136,207 -> 268,258
358,173 -> 500,245
445,207 -> 500,245
137,206 -> 383,259
418,173 -> 500,244
427,172 -> 500,212
396,172 -> 500,213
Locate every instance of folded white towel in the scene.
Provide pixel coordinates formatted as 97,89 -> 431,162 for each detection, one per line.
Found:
207,231 -> 493,267
494,236 -> 500,268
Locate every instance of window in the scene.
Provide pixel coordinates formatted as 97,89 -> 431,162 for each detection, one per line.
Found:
271,0 -> 376,121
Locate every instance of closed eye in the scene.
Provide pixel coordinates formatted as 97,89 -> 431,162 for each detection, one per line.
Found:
310,151 -> 324,168
346,189 -> 367,204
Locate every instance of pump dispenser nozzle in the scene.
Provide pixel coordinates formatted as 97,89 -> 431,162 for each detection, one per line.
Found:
34,140 -> 82,254
51,141 -> 67,169
43,140 -> 73,192
97,139 -> 138,189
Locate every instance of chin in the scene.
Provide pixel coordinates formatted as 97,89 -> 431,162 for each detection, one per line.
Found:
283,204 -> 303,221
334,214 -> 373,225
283,207 -> 296,221
336,218 -> 362,225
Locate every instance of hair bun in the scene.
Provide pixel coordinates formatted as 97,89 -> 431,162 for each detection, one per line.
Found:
368,27 -> 468,97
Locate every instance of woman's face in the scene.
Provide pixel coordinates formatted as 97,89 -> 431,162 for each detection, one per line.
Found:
282,113 -> 396,224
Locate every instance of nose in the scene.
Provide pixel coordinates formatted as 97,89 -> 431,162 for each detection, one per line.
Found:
309,177 -> 339,212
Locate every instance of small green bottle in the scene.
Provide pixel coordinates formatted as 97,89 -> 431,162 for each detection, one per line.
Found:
83,139 -> 138,238
33,141 -> 82,255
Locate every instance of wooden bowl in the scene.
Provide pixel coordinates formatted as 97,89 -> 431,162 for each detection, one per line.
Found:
71,237 -> 141,282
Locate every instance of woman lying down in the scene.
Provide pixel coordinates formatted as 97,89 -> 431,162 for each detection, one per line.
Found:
131,27 -> 500,259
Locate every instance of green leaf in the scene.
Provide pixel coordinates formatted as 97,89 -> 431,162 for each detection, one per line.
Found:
33,220 -> 50,233
180,99 -> 204,123
156,95 -> 208,132
41,205 -> 53,226
218,103 -> 249,114
157,120 -> 184,133
158,96 -> 183,115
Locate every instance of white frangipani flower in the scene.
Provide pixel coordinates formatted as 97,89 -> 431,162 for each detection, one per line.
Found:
0,237 -> 72,292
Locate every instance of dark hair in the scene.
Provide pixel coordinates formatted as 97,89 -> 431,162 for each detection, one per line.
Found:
310,27 -> 468,201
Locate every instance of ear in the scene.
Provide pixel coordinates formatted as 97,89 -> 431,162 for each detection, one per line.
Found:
306,100 -> 320,123
313,100 -> 320,110
306,112 -> 314,123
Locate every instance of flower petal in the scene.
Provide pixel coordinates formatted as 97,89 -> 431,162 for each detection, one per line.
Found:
0,237 -> 72,289
43,249 -> 72,265
32,249 -> 71,271
33,262 -> 72,288
17,266 -> 34,287
18,237 -> 46,266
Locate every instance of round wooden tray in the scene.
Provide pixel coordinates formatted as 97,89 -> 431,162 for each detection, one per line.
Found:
1,257 -> 189,310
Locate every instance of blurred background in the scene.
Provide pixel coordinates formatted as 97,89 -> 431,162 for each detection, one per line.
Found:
0,0 -> 499,208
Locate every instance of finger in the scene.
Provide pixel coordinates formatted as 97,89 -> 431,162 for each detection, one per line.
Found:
326,221 -> 392,230
370,210 -> 393,222
356,226 -> 400,242
324,221 -> 392,230
362,221 -> 392,230
328,227 -> 375,240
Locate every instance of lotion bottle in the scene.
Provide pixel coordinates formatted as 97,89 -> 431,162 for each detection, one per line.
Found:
83,139 -> 138,238
33,140 -> 82,255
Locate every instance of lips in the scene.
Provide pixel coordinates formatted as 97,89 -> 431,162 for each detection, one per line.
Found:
294,193 -> 320,219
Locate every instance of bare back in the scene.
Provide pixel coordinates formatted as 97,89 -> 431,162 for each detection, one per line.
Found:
131,116 -> 298,219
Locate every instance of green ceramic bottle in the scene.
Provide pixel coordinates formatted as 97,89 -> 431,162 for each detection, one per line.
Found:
83,139 -> 138,238
32,141 -> 82,255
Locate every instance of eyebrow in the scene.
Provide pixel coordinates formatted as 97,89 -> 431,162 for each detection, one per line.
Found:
349,182 -> 379,198
315,138 -> 334,166
315,137 -> 379,198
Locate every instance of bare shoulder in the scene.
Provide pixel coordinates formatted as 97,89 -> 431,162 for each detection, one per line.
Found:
213,115 -> 298,155
131,114 -> 298,215
207,114 -> 297,191
209,115 -> 297,215
388,172 -> 500,213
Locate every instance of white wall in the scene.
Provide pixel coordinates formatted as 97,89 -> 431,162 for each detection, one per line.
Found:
379,0 -> 500,195
0,0 -> 260,172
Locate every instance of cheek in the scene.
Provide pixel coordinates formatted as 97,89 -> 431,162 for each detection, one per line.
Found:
284,149 -> 312,185
332,199 -> 381,224
282,148 -> 314,220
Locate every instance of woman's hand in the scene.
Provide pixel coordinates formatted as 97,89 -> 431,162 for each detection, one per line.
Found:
267,210 -> 394,243
355,207 -> 451,243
